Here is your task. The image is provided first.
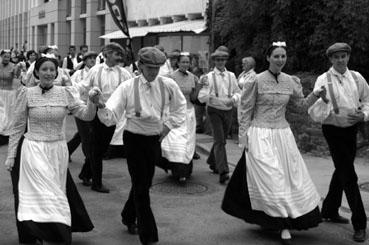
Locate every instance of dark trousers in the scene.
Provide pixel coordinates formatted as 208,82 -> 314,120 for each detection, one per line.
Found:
85,116 -> 115,187
322,124 -> 367,231
195,104 -> 206,132
206,106 -> 232,174
67,132 -> 81,156
74,117 -> 93,181
121,131 -> 160,244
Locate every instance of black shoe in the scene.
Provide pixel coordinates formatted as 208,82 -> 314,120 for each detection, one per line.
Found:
81,178 -> 92,186
219,173 -> 230,184
322,214 -> 349,224
209,165 -> 218,174
353,229 -> 367,242
126,223 -> 138,235
91,184 -> 110,193
193,152 -> 200,160
196,128 -> 204,134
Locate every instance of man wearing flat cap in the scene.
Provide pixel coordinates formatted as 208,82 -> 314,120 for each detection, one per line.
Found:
96,46 -> 186,244
309,42 -> 368,242
76,43 -> 132,193
198,46 -> 241,184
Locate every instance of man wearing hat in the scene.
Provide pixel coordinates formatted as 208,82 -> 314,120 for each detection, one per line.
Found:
76,43 -> 132,193
95,46 -> 186,244
67,51 -> 98,178
309,42 -> 368,242
198,46 -> 241,184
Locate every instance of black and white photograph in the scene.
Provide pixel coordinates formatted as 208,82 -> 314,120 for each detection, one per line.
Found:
0,0 -> 368,244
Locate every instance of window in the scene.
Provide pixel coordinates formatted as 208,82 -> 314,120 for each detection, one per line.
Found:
81,0 -> 87,14
97,0 -> 106,11
66,0 -> 71,17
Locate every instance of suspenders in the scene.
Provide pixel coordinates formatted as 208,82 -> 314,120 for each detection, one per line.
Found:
212,72 -> 232,98
94,65 -> 124,90
326,71 -> 360,114
134,76 -> 166,118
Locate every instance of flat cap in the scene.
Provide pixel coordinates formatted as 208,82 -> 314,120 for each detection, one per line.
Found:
138,47 -> 166,67
326,42 -> 351,57
83,51 -> 98,61
103,43 -> 125,54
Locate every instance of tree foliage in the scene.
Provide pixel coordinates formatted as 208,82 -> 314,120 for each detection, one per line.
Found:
209,0 -> 369,78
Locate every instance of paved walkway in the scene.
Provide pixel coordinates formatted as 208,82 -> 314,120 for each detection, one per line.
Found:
196,133 -> 369,217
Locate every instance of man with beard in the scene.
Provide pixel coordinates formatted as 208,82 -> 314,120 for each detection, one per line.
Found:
76,43 -> 132,193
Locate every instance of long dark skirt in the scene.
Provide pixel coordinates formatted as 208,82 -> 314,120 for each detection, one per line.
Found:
221,151 -> 322,230
10,136 -> 94,244
159,157 -> 193,179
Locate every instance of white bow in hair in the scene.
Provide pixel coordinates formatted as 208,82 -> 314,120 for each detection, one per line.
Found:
48,45 -> 58,50
272,41 -> 286,47
41,53 -> 57,59
180,52 -> 190,56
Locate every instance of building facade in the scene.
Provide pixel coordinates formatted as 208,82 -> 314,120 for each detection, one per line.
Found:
0,0 -> 209,65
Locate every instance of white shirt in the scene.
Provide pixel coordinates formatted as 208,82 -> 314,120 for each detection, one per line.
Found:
97,75 -> 187,136
76,63 -> 132,103
309,67 -> 369,127
71,66 -> 91,102
198,67 -> 241,110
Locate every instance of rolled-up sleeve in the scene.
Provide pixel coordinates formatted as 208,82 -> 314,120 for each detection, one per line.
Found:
308,75 -> 331,122
197,74 -> 211,104
97,82 -> 127,127
231,73 -> 241,105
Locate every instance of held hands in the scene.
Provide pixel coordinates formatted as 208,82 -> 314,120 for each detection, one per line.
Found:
314,86 -> 329,103
61,75 -> 72,86
224,98 -> 235,107
159,124 -> 171,142
5,158 -> 14,172
88,87 -> 105,108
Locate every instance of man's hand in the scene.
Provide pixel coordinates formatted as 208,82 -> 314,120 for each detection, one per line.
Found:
224,98 -> 235,107
347,110 -> 365,125
89,87 -> 102,104
5,158 -> 14,172
159,125 -> 171,142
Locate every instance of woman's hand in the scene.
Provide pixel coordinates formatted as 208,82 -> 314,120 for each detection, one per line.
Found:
61,74 -> 72,86
5,158 -> 14,172
314,86 -> 329,103
239,135 -> 249,151
89,87 -> 105,108
89,87 -> 102,103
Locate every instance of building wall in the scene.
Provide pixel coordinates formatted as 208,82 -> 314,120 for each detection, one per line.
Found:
0,0 -> 208,59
